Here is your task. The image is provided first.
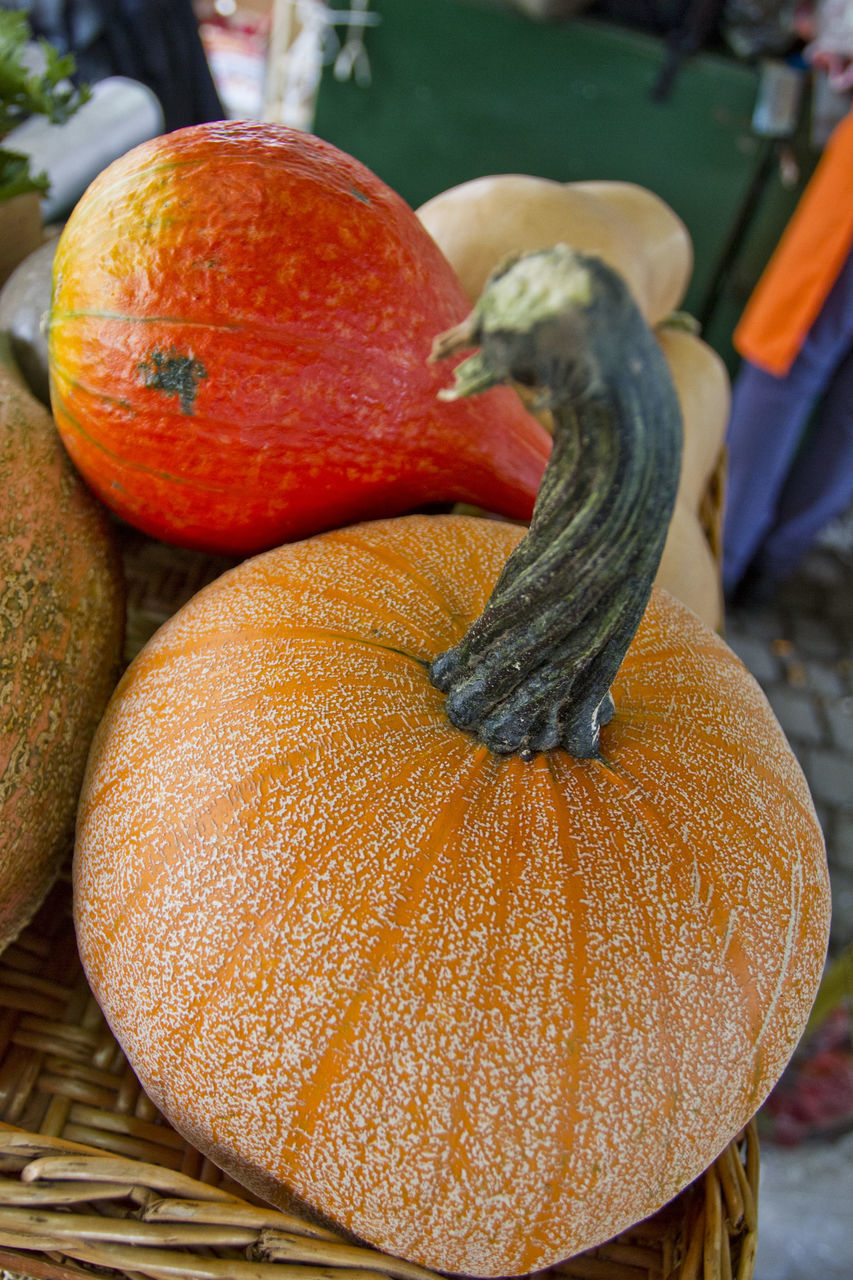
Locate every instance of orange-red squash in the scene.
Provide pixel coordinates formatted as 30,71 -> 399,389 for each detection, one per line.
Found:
1,338 -> 124,953
46,122 -> 549,556
74,250 -> 829,1277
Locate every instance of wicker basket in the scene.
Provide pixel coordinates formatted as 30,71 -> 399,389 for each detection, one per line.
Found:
0,493 -> 759,1280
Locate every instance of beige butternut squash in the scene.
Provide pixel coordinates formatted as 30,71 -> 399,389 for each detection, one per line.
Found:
416,173 -> 692,324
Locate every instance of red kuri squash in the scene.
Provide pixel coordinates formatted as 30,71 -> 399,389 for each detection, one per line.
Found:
46,121 -> 549,555
74,249 -> 830,1277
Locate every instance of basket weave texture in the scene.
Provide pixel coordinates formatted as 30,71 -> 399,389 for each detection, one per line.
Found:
0,506 -> 758,1280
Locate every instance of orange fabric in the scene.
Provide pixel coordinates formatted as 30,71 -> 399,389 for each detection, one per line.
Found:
734,106 -> 853,376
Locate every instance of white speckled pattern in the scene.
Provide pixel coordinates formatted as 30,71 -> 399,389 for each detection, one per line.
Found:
73,513 -> 831,1277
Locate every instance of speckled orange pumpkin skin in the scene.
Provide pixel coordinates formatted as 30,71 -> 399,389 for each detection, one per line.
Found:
73,514 -> 830,1277
46,122 -> 549,556
1,352 -> 124,953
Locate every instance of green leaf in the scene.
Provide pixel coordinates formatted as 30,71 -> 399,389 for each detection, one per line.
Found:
0,144 -> 49,200
0,10 -> 90,198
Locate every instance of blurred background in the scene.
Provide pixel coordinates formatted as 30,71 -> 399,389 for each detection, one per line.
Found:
0,1 -> 851,1275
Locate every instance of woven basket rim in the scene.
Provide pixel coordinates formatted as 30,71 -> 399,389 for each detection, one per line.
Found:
0,1109 -> 759,1280
0,852 -> 759,1280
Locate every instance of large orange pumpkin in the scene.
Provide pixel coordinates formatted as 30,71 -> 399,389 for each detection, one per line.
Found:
74,249 -> 830,1277
46,121 -> 549,555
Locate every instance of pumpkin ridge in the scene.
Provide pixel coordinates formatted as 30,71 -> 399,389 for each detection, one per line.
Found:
79,734 -> 358,969
546,749 -> 682,1020
323,519 -> 491,638
269,587 -> 442,667
361,742 -> 512,1221
538,750 -> 763,1235
81,685 -> 479,972
273,737 -> 491,1173
244,625 -> 435,671
428,750 -> 587,1222
591,707 -> 829,1111
143,625 -> 431,680
79,758 -> 320,968
580,751 -> 717,1007
48,365 -> 139,413
48,391 -> 235,492
599,706 -> 823,906
80,642 -> 444,821
50,308 -> 245,332
612,707 -> 820,832
751,858 -> 804,1060
505,748 -> 688,1258
532,755 -> 599,1205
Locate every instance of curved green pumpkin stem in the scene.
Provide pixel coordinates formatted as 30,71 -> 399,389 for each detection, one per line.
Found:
429,246 -> 682,761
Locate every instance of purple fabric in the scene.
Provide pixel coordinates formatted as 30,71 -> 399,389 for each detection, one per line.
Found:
722,244 -> 853,594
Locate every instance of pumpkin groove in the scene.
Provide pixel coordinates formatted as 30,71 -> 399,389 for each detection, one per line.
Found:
44,394 -> 217,492
74,251 -> 829,1277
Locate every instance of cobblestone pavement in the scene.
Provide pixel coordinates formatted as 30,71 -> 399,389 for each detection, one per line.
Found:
725,514 -> 853,1280
724,521 -> 853,960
